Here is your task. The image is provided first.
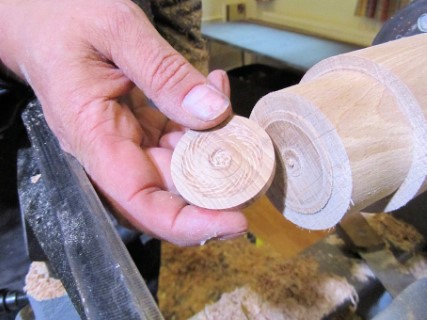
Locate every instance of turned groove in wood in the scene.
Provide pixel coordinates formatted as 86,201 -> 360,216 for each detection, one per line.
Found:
303,34 -> 427,211
251,92 -> 352,230
264,112 -> 333,214
295,70 -> 413,210
251,34 -> 426,230
171,115 -> 275,210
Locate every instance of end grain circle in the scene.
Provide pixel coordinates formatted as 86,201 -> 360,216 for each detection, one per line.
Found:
171,116 -> 276,210
209,149 -> 233,169
265,113 -> 333,215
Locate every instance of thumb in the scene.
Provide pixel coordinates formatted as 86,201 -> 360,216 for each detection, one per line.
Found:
92,1 -> 231,129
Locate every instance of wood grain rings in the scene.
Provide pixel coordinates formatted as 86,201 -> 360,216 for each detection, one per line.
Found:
171,115 -> 276,210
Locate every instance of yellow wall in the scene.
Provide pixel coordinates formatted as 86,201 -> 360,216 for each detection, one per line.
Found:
202,0 -> 250,21
202,0 -> 383,46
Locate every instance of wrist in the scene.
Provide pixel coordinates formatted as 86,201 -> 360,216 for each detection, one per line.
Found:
0,60 -> 25,85
0,0 -> 28,81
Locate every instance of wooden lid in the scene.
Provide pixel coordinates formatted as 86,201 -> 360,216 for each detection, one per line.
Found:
171,115 -> 276,210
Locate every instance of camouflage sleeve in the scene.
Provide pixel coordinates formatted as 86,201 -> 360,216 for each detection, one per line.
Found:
148,0 -> 209,75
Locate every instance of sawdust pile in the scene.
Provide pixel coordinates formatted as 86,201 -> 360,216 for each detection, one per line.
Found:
362,213 -> 424,251
159,237 -> 358,320
191,276 -> 357,320
24,262 -> 66,301
159,237 -> 277,319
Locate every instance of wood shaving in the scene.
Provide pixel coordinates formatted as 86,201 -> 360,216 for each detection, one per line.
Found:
362,213 -> 424,251
350,261 -> 375,283
159,237 -> 278,319
159,237 -> 358,320
190,256 -> 358,320
30,174 -> 41,184
253,257 -> 358,320
190,286 -> 285,320
191,282 -> 357,320
404,254 -> 427,279
325,234 -> 346,247
24,262 -> 66,301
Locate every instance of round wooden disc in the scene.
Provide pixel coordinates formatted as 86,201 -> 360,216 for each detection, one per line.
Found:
171,115 -> 276,210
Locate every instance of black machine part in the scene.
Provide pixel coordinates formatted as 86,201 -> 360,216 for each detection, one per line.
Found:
18,101 -> 163,320
373,0 -> 427,45
0,290 -> 28,315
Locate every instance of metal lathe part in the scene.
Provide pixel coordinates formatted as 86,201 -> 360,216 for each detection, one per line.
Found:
338,212 -> 417,298
373,0 -> 427,45
0,289 -> 29,314
19,100 -> 163,320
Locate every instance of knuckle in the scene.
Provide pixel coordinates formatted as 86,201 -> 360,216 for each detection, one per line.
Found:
149,52 -> 191,96
104,0 -> 141,38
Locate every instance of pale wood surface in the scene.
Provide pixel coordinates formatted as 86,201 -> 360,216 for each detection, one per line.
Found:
171,115 -> 275,210
251,34 -> 426,230
251,90 -> 352,230
304,33 -> 427,212
172,35 -> 427,230
292,71 -> 412,210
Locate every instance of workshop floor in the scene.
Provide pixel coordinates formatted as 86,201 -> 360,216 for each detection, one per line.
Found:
158,196 -> 329,319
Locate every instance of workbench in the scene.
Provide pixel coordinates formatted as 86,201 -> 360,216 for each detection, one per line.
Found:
201,21 -> 362,72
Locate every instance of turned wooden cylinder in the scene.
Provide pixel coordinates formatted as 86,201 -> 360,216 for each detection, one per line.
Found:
251,33 -> 427,229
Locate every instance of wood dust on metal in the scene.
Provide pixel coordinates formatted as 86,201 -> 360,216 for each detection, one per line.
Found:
159,237 -> 358,320
25,262 -> 66,301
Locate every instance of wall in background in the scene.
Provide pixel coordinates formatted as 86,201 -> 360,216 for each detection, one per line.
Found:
202,0 -> 251,21
202,0 -> 383,46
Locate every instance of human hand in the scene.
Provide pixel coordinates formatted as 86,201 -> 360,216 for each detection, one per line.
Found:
0,0 -> 247,245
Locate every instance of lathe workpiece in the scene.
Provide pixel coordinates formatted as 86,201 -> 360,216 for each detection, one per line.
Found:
171,34 -> 427,230
251,33 -> 427,229
171,115 -> 275,210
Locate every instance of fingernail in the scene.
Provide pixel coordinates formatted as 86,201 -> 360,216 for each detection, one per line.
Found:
218,231 -> 247,241
182,84 -> 230,121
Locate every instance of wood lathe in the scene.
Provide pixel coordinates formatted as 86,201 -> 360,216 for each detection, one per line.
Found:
168,3 -> 427,318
